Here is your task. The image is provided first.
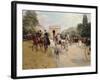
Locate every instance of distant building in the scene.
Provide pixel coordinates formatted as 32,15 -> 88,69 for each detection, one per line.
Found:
49,25 -> 61,39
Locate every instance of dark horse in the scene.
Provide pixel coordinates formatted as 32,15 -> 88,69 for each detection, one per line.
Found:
43,36 -> 50,52
32,32 -> 43,51
32,32 -> 50,52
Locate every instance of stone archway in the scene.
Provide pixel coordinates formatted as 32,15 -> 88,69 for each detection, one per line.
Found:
52,30 -> 55,36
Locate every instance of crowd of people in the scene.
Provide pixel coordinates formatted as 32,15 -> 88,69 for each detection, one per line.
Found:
23,29 -> 91,61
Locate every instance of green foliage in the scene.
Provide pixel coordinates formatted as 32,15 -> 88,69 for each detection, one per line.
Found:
77,15 -> 91,38
23,10 -> 39,35
77,23 -> 82,34
70,30 -> 79,38
83,15 -> 88,25
60,32 -> 66,39
61,27 -> 78,39
23,26 -> 28,35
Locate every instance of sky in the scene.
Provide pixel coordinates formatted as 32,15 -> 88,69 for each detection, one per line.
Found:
36,11 -> 91,31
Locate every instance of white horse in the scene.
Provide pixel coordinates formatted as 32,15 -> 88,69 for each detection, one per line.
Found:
49,39 -> 62,56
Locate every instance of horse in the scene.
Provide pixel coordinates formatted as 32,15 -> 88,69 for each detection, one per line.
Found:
43,35 -> 50,52
32,31 -> 51,53
32,33 -> 39,51
32,32 -> 43,51
53,34 -> 68,50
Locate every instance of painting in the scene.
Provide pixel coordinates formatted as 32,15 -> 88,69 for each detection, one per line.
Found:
11,1 -> 98,79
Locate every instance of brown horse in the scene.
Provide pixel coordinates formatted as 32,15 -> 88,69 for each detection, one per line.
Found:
32,32 -> 50,52
32,33 -> 42,51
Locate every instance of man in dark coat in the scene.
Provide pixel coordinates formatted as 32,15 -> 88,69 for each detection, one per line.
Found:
44,30 -> 50,45
43,30 -> 50,52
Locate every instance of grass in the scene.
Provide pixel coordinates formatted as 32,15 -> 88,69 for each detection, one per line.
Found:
22,40 -> 56,69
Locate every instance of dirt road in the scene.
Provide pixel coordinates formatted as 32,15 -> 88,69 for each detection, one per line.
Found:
23,41 -> 90,69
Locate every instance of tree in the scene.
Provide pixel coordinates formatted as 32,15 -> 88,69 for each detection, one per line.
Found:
23,10 -> 39,35
77,15 -> 91,38
70,30 -> 79,38
83,15 -> 88,25
77,23 -> 83,36
86,22 -> 91,38
61,27 -> 78,39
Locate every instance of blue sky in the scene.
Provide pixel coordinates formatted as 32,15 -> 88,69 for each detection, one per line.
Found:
36,11 -> 91,31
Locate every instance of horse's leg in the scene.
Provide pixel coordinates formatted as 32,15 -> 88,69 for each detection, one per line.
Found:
37,43 -> 39,51
40,43 -> 43,51
34,42 -> 38,51
39,42 -> 42,50
32,44 -> 37,52
39,41 -> 43,52
44,45 -> 46,53
40,43 -> 43,52
38,43 -> 40,50
39,43 -> 41,50
32,44 -> 34,51
44,45 -> 47,53
32,41 -> 34,51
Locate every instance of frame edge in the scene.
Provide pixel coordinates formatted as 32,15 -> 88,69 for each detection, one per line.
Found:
11,1 -> 17,79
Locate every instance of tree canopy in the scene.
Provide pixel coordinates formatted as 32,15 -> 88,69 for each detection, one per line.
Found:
23,10 -> 39,35
77,15 -> 91,38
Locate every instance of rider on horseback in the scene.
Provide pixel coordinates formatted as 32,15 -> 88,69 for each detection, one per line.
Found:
43,30 -> 50,52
